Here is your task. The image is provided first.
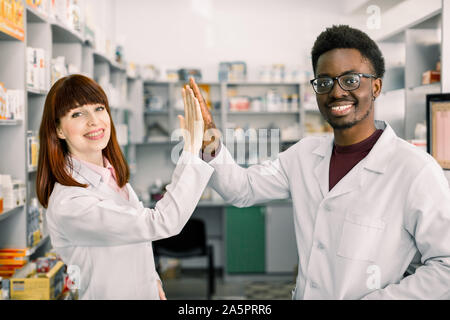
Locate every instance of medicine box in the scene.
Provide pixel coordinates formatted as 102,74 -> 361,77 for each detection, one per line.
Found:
10,261 -> 65,300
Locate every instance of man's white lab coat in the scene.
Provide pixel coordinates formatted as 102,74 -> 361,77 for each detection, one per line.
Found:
208,120 -> 450,299
46,152 -> 213,299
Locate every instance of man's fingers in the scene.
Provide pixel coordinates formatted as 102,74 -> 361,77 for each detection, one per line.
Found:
189,77 -> 213,121
189,77 -> 205,105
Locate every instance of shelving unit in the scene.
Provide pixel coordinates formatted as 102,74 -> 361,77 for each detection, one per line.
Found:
375,8 -> 443,140
0,1 -> 138,258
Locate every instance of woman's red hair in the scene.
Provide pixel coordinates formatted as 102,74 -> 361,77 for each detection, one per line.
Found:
36,74 -> 129,208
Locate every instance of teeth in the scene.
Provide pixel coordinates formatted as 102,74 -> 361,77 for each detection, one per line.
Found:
331,105 -> 352,111
86,130 -> 103,137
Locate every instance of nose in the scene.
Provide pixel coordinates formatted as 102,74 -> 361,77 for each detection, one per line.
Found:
328,79 -> 349,100
87,111 -> 100,126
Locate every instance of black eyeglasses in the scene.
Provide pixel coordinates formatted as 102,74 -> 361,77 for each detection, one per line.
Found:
310,73 -> 377,94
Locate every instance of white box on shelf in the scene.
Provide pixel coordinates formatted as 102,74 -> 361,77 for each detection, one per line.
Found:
36,48 -> 46,91
26,47 -> 38,89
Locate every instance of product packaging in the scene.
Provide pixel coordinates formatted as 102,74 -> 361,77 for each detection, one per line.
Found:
0,175 -> 14,209
9,261 -> 65,300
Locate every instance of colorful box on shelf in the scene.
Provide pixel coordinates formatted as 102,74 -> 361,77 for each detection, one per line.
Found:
27,47 -> 48,91
9,260 -> 65,300
0,0 -> 25,41
0,249 -> 29,278
422,70 -> 440,85
0,83 -> 24,121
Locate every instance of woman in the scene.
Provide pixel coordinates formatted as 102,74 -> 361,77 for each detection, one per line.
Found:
36,74 -> 213,300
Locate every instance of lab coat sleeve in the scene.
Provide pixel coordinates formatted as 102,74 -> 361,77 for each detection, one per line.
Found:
51,151 -> 214,247
362,162 -> 450,299
208,143 -> 290,207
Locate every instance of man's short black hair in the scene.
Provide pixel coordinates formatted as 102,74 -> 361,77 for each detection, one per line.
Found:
311,25 -> 385,79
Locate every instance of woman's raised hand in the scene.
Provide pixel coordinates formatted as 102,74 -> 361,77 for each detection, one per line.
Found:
179,86 -> 204,155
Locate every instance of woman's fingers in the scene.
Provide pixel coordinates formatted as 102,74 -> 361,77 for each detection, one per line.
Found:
182,87 -> 189,127
193,95 -> 203,122
178,115 -> 185,130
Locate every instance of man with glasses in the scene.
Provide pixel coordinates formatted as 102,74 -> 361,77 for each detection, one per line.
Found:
187,25 -> 450,299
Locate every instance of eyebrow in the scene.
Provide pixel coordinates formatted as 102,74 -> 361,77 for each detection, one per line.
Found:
316,70 -> 359,78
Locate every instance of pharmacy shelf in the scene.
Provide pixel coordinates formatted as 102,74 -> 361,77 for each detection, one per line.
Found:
0,27 -> 23,41
50,20 -> 84,43
226,81 -> 302,86
94,51 -> 126,72
27,88 -> 48,96
228,111 -> 300,115
144,110 -> 169,115
25,5 -> 48,23
0,119 -> 23,126
0,206 -> 24,222
0,18 -> 24,41
26,234 -> 50,256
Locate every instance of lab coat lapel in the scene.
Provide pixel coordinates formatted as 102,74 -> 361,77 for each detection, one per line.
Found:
312,135 -> 334,198
324,121 -> 394,199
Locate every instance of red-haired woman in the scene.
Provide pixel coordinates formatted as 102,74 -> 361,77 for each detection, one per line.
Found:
36,74 -> 212,300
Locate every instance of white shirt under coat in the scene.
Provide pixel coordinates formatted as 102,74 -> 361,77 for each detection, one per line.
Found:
208,120 -> 450,299
46,152 -> 214,300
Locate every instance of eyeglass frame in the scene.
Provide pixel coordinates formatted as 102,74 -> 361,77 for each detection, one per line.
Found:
310,72 -> 377,95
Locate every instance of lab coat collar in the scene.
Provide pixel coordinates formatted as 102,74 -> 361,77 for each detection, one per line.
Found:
67,156 -> 141,208
311,120 -> 395,198
361,120 -> 396,174
67,156 -> 102,188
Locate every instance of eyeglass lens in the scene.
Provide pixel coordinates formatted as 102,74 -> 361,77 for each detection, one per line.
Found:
313,74 -> 361,94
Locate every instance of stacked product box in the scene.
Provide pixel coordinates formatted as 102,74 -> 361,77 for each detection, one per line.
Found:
0,83 -> 24,120
0,0 -> 25,41
27,131 -> 39,171
27,47 -> 48,91
27,198 -> 43,248
0,249 -> 29,279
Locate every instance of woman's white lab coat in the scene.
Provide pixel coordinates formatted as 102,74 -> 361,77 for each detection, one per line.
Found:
46,152 -> 213,300
208,120 -> 450,299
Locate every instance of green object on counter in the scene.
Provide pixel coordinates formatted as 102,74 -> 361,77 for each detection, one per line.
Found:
226,206 -> 265,273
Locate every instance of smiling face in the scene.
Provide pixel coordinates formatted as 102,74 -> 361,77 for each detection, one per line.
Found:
315,48 -> 382,131
56,103 -> 111,163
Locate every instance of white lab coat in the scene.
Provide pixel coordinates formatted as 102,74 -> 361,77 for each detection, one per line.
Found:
46,151 -> 214,300
208,120 -> 450,299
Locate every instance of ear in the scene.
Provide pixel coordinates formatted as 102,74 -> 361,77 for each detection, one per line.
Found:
56,127 -> 66,140
373,78 -> 382,99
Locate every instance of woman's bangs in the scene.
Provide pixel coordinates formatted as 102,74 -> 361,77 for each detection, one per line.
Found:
54,77 -> 108,120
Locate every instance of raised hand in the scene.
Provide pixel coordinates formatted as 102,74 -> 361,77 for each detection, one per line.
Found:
179,86 -> 204,155
188,77 -> 221,155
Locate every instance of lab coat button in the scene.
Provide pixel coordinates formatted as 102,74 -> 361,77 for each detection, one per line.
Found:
310,281 -> 318,289
323,203 -> 331,211
317,242 -> 325,250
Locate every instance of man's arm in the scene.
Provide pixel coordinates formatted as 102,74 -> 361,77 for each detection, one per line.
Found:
362,162 -> 450,299
207,142 -> 290,207
188,77 -> 290,207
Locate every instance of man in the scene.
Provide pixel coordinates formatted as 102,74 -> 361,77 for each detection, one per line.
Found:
188,25 -> 450,299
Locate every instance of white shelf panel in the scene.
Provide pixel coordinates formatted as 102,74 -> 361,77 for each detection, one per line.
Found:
144,110 -> 169,115
0,28 -> 23,41
26,6 -> 49,24
27,88 -> 48,96
0,205 -> 24,222
0,119 -> 23,126
93,51 -> 126,72
50,20 -> 84,43
26,235 -> 50,256
228,111 -> 300,115
226,82 -> 301,86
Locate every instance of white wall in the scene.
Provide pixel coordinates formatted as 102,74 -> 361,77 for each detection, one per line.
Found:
114,0 -> 347,81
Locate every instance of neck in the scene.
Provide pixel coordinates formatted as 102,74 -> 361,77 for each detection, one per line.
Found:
71,152 -> 104,167
333,120 -> 377,146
